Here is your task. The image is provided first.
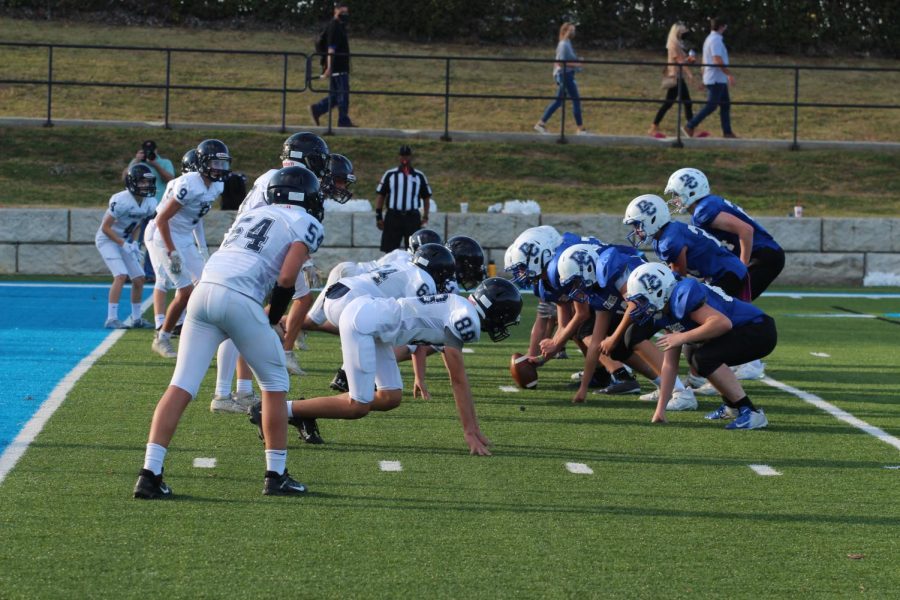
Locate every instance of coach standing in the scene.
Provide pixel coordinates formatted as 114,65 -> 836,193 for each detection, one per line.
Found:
375,145 -> 433,252
310,1 -> 356,128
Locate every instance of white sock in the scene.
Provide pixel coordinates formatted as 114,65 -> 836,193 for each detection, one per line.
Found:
265,449 -> 287,475
131,303 -> 143,321
143,443 -> 167,476
215,340 -> 239,397
154,314 -> 165,329
237,379 -> 253,395
107,303 -> 118,321
285,400 -> 293,418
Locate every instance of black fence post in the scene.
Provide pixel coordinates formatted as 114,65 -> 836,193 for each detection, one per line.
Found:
164,49 -> 171,129
441,58 -> 452,142
672,63 -> 684,148
44,45 -> 53,127
558,62 -> 567,144
280,53 -> 288,133
791,67 -> 800,151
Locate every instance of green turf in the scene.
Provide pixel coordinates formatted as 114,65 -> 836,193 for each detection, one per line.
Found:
0,292 -> 898,598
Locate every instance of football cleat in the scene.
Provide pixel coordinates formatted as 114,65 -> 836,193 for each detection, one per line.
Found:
284,351 -> 306,376
570,371 -> 584,382
133,468 -> 172,499
692,381 -> 720,396
171,323 -> 183,337
151,335 -> 177,358
666,388 -> 698,411
293,417 -> 324,445
704,403 -> 739,420
725,407 -> 768,430
732,360 -> 766,380
263,471 -> 308,496
126,317 -> 155,329
593,379 -> 641,395
294,332 -> 309,351
248,401 -> 264,440
210,393 -> 251,414
104,318 -> 127,329
686,372 -> 707,388
329,367 -> 349,393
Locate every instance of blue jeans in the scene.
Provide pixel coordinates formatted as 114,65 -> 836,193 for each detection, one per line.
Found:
540,71 -> 582,126
312,73 -> 352,126
687,83 -> 732,134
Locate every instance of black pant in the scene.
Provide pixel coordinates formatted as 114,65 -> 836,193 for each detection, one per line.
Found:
653,78 -> 694,125
682,316 -> 777,377
380,209 -> 422,252
748,247 -> 785,300
712,271 -> 751,301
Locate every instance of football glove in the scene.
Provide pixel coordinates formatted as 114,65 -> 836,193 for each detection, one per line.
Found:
168,250 -> 182,275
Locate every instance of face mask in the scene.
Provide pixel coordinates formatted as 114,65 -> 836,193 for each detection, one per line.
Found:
338,13 -> 349,23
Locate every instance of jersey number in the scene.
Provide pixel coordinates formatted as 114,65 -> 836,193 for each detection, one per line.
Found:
371,267 -> 398,285
304,221 -> 324,251
224,216 -> 273,253
688,225 -> 722,246
453,316 -> 476,342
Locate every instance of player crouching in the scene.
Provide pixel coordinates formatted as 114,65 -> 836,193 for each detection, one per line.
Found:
262,278 -> 522,456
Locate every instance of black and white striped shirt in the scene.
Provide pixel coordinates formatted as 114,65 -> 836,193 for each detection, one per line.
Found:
376,167 -> 432,212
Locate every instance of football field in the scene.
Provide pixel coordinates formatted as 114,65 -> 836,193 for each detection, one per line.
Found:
0,286 -> 898,598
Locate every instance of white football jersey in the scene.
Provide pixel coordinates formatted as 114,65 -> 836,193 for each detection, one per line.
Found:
373,294 -> 481,349
202,203 -> 325,304
343,262 -> 437,300
238,168 -> 278,216
95,190 -> 157,242
147,172 -> 222,246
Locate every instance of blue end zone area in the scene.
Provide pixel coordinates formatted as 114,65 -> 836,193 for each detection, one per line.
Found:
0,283 -> 150,454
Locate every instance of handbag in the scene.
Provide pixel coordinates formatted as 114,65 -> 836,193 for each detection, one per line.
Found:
660,73 -> 678,89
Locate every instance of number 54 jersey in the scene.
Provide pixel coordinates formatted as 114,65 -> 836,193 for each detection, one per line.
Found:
202,204 -> 325,305
365,293 -> 481,350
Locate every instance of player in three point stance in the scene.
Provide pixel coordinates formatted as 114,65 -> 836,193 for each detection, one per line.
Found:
259,278 -> 522,456
133,166 -> 325,499
623,262 -> 776,429
95,164 -> 158,329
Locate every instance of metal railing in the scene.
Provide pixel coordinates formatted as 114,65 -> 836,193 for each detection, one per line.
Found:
2,41 -> 898,150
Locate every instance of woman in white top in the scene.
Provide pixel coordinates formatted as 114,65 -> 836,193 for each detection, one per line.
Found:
534,22 -> 587,135
649,23 -> 705,138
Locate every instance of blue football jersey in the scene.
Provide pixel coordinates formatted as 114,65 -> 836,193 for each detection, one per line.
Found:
579,246 -> 648,314
653,221 -> 747,282
537,232 -> 606,302
691,195 -> 781,255
657,278 -> 765,332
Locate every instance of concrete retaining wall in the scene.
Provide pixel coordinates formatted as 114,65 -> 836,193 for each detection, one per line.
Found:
2,208 -> 898,286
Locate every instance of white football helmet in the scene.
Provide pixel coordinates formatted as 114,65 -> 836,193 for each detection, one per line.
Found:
504,226 -> 562,286
625,262 -> 677,324
665,167 -> 710,212
557,243 -> 602,295
623,194 -> 671,248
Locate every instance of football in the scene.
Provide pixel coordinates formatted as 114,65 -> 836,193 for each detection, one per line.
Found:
510,353 -> 539,389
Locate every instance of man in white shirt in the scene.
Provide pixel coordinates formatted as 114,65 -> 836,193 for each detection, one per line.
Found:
683,17 -> 737,139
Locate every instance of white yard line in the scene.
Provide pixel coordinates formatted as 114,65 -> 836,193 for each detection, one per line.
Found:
748,464 -> 781,476
761,376 -> 900,452
379,460 -> 403,472
0,296 -> 153,485
498,386 -> 520,393
565,462 -> 593,475
193,458 -> 217,468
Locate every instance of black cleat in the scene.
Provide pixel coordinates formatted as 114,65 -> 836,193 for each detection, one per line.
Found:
263,470 -> 308,496
248,400 -> 264,440
329,367 -> 349,393
292,417 -> 324,444
133,468 -> 172,499
172,323 -> 183,337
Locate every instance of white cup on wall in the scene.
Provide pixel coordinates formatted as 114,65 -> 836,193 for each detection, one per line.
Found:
460,202 -> 469,213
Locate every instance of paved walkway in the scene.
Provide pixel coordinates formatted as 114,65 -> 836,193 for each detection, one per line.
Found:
2,116 -> 899,153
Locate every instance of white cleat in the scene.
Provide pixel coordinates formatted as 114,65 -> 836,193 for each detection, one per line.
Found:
151,335 -> 177,358
104,318 -> 127,329
639,389 -> 659,402
570,371 -> 583,382
210,392 -> 255,414
284,351 -> 306,376
725,407 -> 768,430
293,332 -> 309,351
732,360 -> 766,380
693,381 -> 720,396
126,317 -> 155,329
666,388 -> 698,411
686,372 -> 707,388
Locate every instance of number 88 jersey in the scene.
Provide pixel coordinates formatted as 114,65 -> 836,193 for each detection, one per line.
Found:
202,203 -> 324,305
382,293 -> 481,349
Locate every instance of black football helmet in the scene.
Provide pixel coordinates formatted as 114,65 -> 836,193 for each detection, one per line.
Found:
196,139 -> 232,182
412,243 -> 457,293
471,277 -> 523,342
445,235 -> 487,291
320,153 -> 356,204
181,148 -> 199,174
408,228 -> 442,254
125,163 -> 157,198
266,166 -> 325,222
281,132 -> 330,177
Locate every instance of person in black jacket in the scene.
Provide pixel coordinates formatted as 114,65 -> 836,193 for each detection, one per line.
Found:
310,2 -> 356,128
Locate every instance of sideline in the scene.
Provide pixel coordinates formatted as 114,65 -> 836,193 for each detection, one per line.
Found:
0,296 -> 153,485
763,292 -> 900,299
761,376 -> 900,452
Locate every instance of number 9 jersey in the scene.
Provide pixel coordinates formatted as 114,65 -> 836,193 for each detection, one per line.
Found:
202,203 -> 325,305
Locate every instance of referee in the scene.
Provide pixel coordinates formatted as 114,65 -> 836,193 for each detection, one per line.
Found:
374,145 -> 433,252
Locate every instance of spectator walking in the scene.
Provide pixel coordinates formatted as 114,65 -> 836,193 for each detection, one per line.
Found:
374,145 -> 432,253
649,23 -> 705,139
310,1 -> 356,128
683,17 -> 737,138
534,22 -> 588,136
124,140 -> 175,281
